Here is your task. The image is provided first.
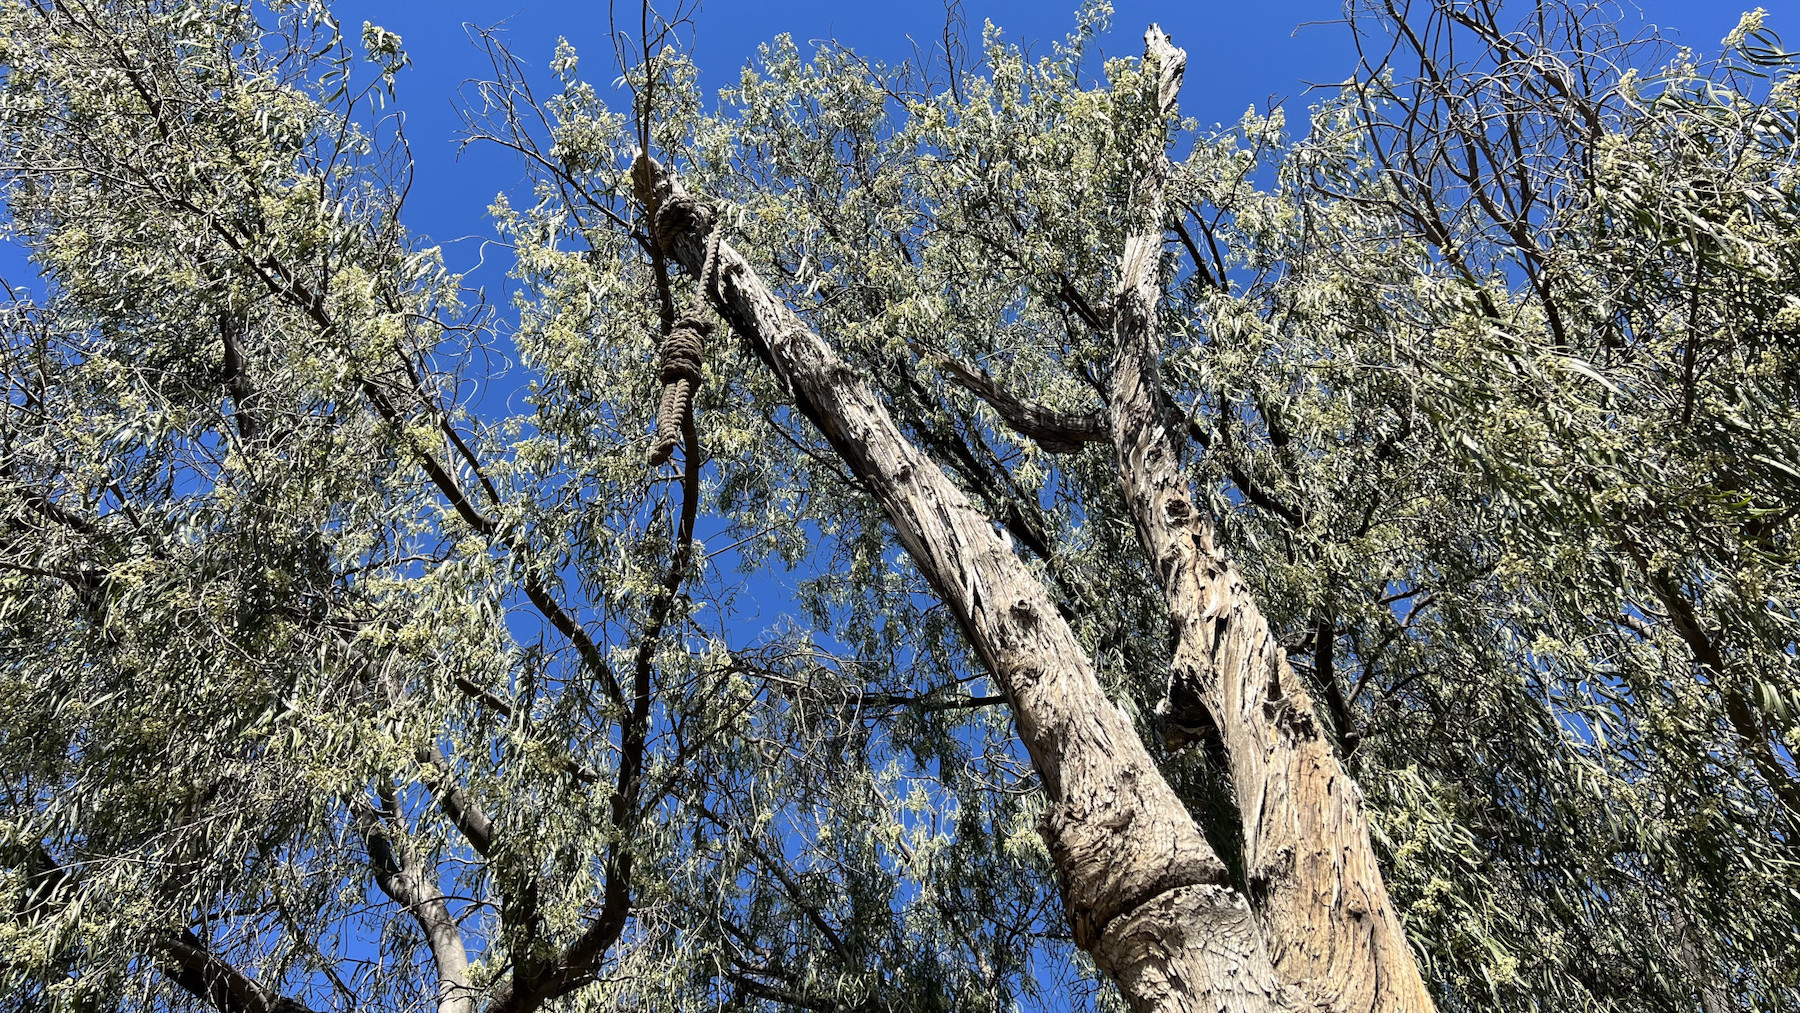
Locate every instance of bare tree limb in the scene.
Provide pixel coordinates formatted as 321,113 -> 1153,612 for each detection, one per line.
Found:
921,347 -> 1106,454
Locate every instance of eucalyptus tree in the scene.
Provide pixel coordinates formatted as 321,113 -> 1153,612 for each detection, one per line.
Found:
3,1 -> 1798,1013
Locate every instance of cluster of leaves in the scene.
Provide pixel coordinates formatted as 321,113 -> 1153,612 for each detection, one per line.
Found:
1,0 -> 1797,1012
637,1 -> 1800,1007
0,2 -> 1079,1011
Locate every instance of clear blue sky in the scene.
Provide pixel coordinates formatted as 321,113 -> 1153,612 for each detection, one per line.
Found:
0,2 -> 1785,294
336,0 -> 1792,289
0,2 -> 1784,297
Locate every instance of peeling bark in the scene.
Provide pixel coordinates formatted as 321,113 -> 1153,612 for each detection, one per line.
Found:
637,154 -> 1297,1012
1095,886 -> 1291,1012
1106,27 -> 1432,1013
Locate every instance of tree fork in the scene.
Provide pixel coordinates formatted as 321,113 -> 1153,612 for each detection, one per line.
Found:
1106,26 -> 1431,1013
635,154 -> 1298,1012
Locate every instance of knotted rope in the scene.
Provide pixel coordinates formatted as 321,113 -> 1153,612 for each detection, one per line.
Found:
645,215 -> 722,466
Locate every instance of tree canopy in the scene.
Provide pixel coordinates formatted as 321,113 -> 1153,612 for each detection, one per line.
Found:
2,1 -> 1797,1011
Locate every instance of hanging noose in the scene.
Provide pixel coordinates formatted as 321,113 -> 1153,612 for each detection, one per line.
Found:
645,216 -> 722,467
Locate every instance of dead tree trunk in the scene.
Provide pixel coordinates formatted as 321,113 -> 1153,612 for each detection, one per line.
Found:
1106,27 -> 1433,1013
636,159 -> 1298,1012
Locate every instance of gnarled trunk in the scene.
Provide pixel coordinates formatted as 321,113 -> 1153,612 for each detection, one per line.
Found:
1106,27 -> 1432,1013
637,156 -> 1296,1012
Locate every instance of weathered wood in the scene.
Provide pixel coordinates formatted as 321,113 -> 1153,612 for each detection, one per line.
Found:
637,154 -> 1297,1013
1106,26 -> 1434,1013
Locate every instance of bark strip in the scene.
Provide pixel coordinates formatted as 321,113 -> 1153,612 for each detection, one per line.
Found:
1105,26 -> 1432,1013
637,156 -> 1294,1012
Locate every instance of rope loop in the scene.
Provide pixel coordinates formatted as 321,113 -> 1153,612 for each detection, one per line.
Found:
645,202 -> 724,466
658,318 -> 710,385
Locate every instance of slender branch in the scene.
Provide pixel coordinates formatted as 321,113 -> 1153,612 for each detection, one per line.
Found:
1642,571 -> 1800,821
417,744 -> 496,858
1185,417 -> 1306,527
1314,614 -> 1360,755
692,802 -> 851,963
922,348 -> 1106,454
857,691 -> 1006,712
158,930 -> 320,1013
724,972 -> 843,1013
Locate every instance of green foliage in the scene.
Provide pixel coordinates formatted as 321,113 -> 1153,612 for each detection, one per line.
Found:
1,2 -> 1796,1012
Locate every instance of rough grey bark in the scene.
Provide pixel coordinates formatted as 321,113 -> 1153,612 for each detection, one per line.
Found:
1106,27 -> 1433,1013
636,157 -> 1297,1012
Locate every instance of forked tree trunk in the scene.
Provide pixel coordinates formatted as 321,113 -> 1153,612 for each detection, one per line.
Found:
1108,28 -> 1433,1013
637,162 -> 1296,1011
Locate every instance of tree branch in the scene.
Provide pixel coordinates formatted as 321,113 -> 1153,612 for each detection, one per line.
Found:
632,121 -> 1275,1009
1103,25 -> 1428,1011
355,791 -> 475,1013
417,744 -> 496,858
157,930 -> 319,1013
1641,572 -> 1800,821
923,348 -> 1106,454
